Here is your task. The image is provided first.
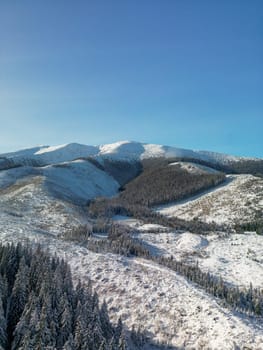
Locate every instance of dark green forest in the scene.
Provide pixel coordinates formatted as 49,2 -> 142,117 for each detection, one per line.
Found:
0,244 -> 126,350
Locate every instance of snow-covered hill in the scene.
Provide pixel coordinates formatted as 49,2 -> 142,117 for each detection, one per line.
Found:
0,159 -> 119,205
98,141 -> 256,164
1,140 -> 259,167
42,160 -> 119,203
1,143 -> 98,165
157,174 -> 263,226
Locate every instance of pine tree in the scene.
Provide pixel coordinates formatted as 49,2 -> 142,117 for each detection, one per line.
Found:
58,293 -> 73,349
0,292 -> 6,350
63,333 -> 75,350
7,257 -> 29,342
0,244 -> 125,349
100,300 -> 113,340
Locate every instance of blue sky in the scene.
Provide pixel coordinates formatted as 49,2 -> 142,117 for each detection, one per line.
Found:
0,1 -> 262,157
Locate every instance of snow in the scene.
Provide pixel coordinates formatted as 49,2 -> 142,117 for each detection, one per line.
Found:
1,141 -> 258,168
98,141 -> 211,163
0,178 -> 88,236
136,223 -> 169,233
197,149 -> 259,164
97,141 -> 256,165
1,143 -> 98,165
169,161 -> 221,174
0,166 -> 38,189
1,141 -> 263,348
199,232 -> 263,289
42,160 -> 119,203
112,215 -> 142,228
143,144 -> 204,161
176,232 -> 207,251
158,174 -> 263,226
71,253 -> 263,349
34,142 -> 98,164
0,176 -> 263,348
132,231 -> 208,259
1,145 -> 47,159
0,159 -> 119,205
0,216 -> 262,349
99,141 -> 144,160
136,229 -> 263,290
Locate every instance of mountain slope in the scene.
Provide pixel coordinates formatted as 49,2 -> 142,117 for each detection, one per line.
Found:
1,140 -> 263,349
157,174 -> 263,226
0,159 -> 119,205
1,140 -> 260,169
43,159 -> 119,203
1,143 -> 99,166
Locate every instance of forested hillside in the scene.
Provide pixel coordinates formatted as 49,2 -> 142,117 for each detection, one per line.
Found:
0,244 -> 126,350
86,158 -> 226,234
119,159 -> 225,207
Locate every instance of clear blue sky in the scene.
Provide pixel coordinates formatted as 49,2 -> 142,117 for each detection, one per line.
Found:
0,0 -> 262,157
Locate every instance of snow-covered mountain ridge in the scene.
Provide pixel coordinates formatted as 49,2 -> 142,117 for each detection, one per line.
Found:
1,140 -> 260,167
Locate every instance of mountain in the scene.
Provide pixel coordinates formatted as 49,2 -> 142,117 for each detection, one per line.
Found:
1,140 -> 263,349
1,140 -> 262,209
98,140 -> 252,164
1,140 -> 259,167
1,140 -> 262,214
1,143 -> 98,166
0,141 -> 263,174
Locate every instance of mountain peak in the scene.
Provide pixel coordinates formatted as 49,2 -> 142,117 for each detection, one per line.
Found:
0,141 -> 260,167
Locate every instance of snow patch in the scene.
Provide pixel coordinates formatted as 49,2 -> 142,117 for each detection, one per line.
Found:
169,161 -> 221,174
176,232 -> 207,251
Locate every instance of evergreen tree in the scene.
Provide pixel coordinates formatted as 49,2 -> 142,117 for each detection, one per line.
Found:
7,257 -> 29,343
0,292 -> 6,350
0,243 -> 126,350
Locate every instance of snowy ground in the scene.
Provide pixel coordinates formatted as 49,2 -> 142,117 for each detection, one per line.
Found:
132,229 -> 263,290
128,173 -> 263,291
0,201 -> 263,349
0,159 -> 119,205
1,166 -> 263,348
1,220 -> 263,349
200,232 -> 263,289
0,177 -> 89,236
157,174 -> 263,226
